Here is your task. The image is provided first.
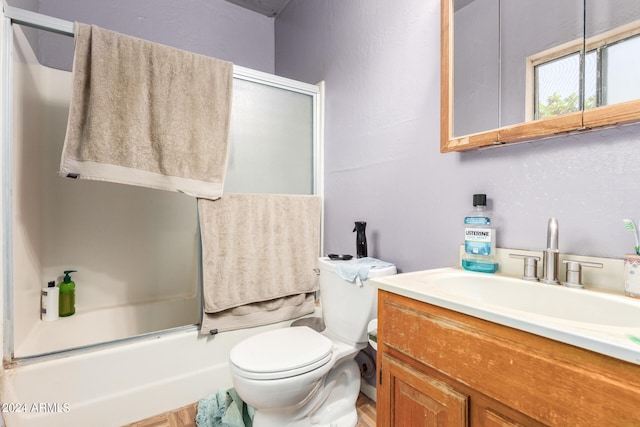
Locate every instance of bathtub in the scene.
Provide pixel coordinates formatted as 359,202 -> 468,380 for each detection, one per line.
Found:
2,310 -> 319,427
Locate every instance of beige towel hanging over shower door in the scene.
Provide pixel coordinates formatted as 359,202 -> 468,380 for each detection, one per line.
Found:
198,194 -> 322,333
60,23 -> 233,200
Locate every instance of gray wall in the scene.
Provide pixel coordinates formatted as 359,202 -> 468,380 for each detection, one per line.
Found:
9,0 -> 275,72
275,0 -> 640,273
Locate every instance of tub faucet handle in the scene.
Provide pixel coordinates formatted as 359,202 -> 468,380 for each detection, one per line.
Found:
509,254 -> 540,281
562,260 -> 603,289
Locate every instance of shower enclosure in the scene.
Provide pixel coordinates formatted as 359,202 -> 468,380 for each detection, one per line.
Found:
0,6 -> 323,426
4,7 -> 322,361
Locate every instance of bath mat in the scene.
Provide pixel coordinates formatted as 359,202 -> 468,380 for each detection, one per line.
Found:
196,387 -> 253,427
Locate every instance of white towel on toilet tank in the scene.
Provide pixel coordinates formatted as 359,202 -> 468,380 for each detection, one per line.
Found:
60,23 -> 233,200
335,257 -> 394,283
198,194 -> 322,333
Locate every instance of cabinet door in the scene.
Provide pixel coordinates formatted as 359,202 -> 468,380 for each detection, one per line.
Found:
483,409 -> 527,427
380,354 -> 468,426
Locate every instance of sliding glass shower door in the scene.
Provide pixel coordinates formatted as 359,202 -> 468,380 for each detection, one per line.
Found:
6,23 -> 322,360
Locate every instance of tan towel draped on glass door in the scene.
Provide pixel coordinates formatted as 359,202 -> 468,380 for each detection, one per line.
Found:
198,194 -> 322,333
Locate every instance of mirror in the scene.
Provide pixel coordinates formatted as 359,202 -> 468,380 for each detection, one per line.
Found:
442,0 -> 640,152
451,0 -> 500,138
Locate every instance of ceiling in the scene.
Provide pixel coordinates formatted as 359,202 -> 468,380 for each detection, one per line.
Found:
224,0 -> 292,18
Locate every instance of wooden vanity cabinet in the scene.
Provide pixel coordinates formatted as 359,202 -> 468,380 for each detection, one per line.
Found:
376,290 -> 640,426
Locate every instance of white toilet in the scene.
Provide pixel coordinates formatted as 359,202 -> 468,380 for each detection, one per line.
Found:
229,257 -> 396,427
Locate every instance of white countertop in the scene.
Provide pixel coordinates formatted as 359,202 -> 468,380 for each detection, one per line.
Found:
371,267 -> 640,366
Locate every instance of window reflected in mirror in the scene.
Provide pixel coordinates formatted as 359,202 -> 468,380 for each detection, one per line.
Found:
532,20 -> 640,120
534,52 -> 582,120
597,33 -> 640,106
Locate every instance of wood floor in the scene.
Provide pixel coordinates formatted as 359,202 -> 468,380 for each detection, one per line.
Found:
123,392 -> 376,427
355,393 -> 376,427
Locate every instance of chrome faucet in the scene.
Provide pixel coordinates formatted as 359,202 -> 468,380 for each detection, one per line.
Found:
541,218 -> 560,285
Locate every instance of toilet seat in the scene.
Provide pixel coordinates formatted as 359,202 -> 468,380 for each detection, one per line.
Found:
230,326 -> 333,380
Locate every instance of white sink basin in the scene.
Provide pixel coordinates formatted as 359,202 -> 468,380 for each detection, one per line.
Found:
429,271 -> 640,328
371,268 -> 640,365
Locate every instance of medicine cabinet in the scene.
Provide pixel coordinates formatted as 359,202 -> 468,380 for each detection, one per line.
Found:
441,0 -> 640,152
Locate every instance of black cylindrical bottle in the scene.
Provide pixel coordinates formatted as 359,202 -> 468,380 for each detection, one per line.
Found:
353,221 -> 368,258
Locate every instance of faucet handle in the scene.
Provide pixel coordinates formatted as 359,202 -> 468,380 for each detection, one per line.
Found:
562,260 -> 603,289
509,254 -> 541,281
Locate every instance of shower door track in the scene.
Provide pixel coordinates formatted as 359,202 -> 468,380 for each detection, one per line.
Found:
2,3 -> 323,366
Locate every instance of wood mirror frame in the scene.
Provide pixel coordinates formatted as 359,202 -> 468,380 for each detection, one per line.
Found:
441,0 -> 640,153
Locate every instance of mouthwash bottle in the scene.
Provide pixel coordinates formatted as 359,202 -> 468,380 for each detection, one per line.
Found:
462,194 -> 498,273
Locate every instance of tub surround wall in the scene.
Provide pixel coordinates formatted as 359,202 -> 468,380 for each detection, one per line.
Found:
275,0 -> 640,273
11,26 -> 200,358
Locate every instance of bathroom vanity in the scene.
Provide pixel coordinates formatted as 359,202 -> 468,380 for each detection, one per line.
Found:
373,273 -> 640,426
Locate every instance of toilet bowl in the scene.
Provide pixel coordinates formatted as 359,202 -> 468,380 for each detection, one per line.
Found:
229,257 -> 396,427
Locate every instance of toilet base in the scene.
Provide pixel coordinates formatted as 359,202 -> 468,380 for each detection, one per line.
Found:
252,358 -> 362,427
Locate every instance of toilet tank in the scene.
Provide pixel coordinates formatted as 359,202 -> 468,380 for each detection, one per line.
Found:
317,257 -> 396,345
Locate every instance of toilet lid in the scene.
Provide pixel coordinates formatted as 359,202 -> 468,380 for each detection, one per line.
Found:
230,326 -> 333,380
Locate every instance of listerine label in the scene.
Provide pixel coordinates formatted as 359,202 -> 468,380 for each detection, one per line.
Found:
464,227 -> 493,255
464,215 -> 491,225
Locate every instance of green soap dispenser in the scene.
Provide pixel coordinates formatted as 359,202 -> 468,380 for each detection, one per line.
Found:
59,270 -> 77,317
